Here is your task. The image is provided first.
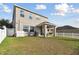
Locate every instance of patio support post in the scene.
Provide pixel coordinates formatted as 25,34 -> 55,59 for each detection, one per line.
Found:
44,25 -> 47,37
54,26 -> 56,36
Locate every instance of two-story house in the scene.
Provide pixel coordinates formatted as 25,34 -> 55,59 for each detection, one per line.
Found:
12,5 -> 56,37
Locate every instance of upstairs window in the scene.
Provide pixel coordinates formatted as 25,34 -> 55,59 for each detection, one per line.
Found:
29,13 -> 32,19
20,10 -> 24,17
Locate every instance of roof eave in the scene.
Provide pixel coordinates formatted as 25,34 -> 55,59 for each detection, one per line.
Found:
14,4 -> 48,19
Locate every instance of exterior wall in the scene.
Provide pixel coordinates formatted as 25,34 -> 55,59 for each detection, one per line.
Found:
12,5 -> 56,37
16,31 -> 26,37
15,6 -> 48,30
12,5 -> 48,36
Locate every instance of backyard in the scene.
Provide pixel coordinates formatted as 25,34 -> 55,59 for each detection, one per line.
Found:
0,36 -> 79,55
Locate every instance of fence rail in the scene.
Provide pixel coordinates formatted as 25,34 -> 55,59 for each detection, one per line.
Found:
56,32 -> 79,39
0,26 -> 6,43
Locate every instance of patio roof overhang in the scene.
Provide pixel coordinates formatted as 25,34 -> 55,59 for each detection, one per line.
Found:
36,21 -> 56,27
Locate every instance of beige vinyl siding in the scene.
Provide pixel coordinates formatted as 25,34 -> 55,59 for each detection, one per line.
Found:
15,7 -> 48,31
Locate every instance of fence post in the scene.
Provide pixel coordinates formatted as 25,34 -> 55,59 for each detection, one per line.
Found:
63,32 -> 64,37
71,33 -> 73,38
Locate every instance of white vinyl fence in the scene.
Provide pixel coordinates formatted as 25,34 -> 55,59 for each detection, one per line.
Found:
7,28 -> 14,36
56,32 -> 79,39
0,26 -> 6,43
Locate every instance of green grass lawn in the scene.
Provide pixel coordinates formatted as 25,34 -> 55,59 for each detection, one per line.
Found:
0,36 -> 79,55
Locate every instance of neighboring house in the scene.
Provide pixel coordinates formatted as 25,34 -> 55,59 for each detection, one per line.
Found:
12,5 -> 56,37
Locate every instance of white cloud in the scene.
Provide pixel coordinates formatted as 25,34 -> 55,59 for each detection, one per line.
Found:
52,3 -> 75,16
51,12 -> 65,16
0,3 -> 11,13
35,4 -> 47,10
55,3 -> 69,13
73,9 -> 79,13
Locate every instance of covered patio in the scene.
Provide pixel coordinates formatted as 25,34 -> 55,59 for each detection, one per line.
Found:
36,21 -> 56,37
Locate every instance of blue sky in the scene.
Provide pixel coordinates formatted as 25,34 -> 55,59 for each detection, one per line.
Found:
0,3 -> 79,28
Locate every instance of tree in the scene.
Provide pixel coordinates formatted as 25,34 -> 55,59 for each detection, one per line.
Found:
0,19 -> 13,28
